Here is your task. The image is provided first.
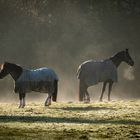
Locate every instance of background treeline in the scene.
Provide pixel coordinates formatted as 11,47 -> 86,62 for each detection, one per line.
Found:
0,0 -> 140,101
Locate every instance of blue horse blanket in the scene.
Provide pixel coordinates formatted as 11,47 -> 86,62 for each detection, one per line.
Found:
77,59 -> 117,86
15,68 -> 58,93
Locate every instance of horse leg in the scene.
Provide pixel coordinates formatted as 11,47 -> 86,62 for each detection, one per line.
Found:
22,93 -> 26,108
79,80 -> 86,101
45,94 -> 52,106
108,81 -> 113,101
84,90 -> 90,103
99,81 -> 107,102
19,93 -> 26,108
19,93 -> 22,108
52,80 -> 58,102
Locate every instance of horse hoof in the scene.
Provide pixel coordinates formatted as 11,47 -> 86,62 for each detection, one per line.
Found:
18,106 -> 21,108
84,100 -> 90,103
22,105 -> 25,108
45,103 -> 51,106
45,104 -> 50,107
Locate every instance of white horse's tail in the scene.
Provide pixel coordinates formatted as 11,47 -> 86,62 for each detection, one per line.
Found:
77,65 -> 82,79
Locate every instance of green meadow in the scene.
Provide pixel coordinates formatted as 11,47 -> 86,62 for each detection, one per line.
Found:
0,100 -> 139,140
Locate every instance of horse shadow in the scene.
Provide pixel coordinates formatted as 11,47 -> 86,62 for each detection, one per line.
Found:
56,106 -> 115,111
0,115 -> 139,126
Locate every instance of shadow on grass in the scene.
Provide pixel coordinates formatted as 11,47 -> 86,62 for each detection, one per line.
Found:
56,106 -> 116,111
0,115 -> 139,125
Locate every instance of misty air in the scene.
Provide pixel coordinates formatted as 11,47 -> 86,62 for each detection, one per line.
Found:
0,0 -> 139,139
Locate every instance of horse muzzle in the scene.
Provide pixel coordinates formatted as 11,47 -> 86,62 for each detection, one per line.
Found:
130,61 -> 134,66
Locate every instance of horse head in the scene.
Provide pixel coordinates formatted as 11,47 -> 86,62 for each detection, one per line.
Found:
123,49 -> 134,66
0,62 -> 10,79
0,62 -> 23,80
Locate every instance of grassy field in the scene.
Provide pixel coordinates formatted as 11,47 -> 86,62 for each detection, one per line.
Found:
0,100 -> 139,140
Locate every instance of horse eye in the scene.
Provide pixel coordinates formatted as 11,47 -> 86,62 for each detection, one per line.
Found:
126,53 -> 129,58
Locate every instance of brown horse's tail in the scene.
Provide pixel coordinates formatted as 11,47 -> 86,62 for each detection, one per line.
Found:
52,80 -> 58,102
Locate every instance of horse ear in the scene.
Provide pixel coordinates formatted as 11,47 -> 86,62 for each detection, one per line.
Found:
126,48 -> 129,52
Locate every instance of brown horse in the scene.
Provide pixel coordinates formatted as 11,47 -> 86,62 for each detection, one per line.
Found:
0,62 -> 58,108
77,49 -> 134,102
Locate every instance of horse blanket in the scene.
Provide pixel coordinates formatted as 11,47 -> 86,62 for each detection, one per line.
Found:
77,59 -> 117,87
14,68 -> 58,93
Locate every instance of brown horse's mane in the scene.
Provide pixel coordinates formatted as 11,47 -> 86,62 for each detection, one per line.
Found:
3,62 -> 23,81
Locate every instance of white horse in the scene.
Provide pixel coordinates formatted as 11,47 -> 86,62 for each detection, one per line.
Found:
77,49 -> 134,102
